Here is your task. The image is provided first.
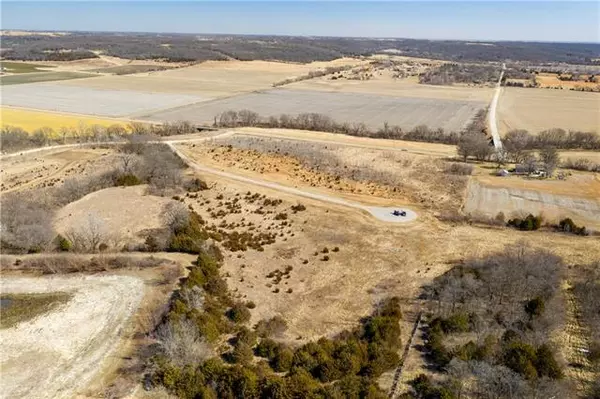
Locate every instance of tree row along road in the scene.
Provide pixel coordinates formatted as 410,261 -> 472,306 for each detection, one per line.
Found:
1,132 -> 418,223
488,63 -> 506,151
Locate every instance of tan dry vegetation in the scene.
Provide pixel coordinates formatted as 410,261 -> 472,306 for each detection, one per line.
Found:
0,148 -> 116,193
286,70 -> 494,102
536,72 -> 600,90
176,138 -> 466,212
236,127 -> 458,157
497,87 -> 600,135
174,170 -> 600,348
59,58 -> 366,97
473,171 -> 600,199
53,185 -> 177,249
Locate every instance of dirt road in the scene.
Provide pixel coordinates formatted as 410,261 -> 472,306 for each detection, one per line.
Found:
0,275 -> 144,399
1,132 -> 418,223
488,63 -> 505,150
171,143 -> 418,223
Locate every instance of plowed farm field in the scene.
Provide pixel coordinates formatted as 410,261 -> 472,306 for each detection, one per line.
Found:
142,88 -> 486,131
1,83 -> 206,117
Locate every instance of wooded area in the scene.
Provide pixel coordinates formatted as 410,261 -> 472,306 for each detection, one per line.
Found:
2,33 -> 599,64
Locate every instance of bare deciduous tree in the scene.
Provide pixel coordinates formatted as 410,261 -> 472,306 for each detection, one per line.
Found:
539,147 -> 560,177
155,319 -> 213,367
66,213 -> 110,252
162,202 -> 189,233
504,129 -> 532,163
0,194 -> 55,252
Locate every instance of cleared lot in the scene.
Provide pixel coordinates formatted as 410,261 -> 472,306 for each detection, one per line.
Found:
0,275 -> 144,399
497,87 -> 600,135
1,83 -> 206,117
144,89 -> 485,131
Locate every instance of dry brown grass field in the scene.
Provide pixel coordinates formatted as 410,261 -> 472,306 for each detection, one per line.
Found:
0,148 -> 117,193
2,132 -> 599,396
536,72 -> 600,90
497,86 -> 600,135
287,73 -> 494,102
59,58 -> 366,97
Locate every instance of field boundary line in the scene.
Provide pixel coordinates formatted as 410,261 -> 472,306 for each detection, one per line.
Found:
388,311 -> 423,398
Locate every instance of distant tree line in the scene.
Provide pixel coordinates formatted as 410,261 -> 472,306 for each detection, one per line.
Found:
0,121 -> 197,153
2,33 -> 599,64
213,109 -> 486,145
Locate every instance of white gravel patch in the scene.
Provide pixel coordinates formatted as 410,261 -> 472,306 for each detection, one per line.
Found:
0,275 -> 144,399
364,207 -> 418,223
1,83 -> 206,117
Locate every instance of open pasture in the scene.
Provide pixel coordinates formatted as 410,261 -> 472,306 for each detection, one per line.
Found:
497,87 -> 599,135
0,107 -> 125,132
288,73 -> 494,102
1,82 -> 206,117
143,88 -> 486,131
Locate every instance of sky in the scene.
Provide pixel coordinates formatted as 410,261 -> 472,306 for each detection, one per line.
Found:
1,1 -> 599,42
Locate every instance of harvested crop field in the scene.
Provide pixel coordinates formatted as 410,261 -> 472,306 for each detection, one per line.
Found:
1,83 -> 206,117
0,107 -> 126,131
0,275 -> 144,399
144,88 -> 486,131
497,87 -> 600,135
0,71 -> 92,86
60,58 -> 366,95
288,75 -> 494,102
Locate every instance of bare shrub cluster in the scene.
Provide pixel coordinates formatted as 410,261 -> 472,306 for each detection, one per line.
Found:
0,120 -> 197,154
561,157 -> 600,172
415,243 -> 568,398
504,128 -> 600,154
419,63 -> 501,86
5,254 -> 168,274
0,194 -> 55,253
214,109 -> 467,145
272,64 -> 355,86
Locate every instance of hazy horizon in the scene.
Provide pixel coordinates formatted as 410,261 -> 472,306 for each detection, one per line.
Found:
2,1 -> 599,43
